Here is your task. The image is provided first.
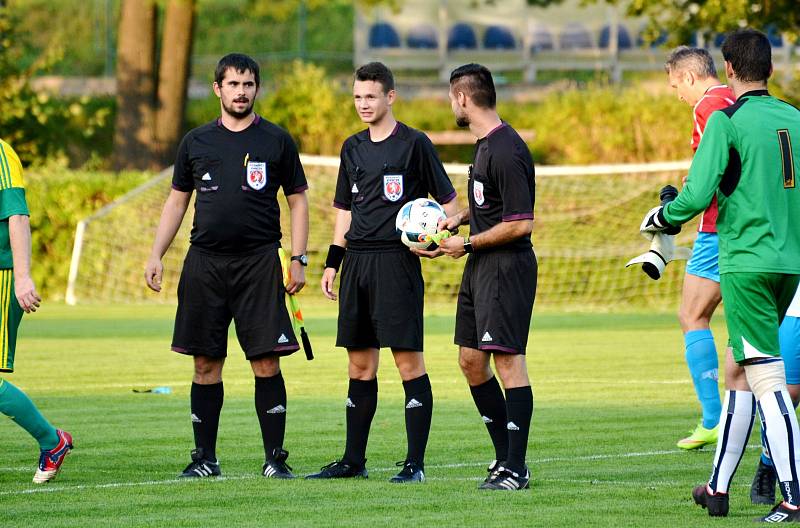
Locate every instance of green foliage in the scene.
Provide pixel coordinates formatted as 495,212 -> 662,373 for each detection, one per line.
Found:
596,0 -> 800,47
520,84 -> 690,164
0,5 -> 116,167
257,61 -> 363,154
23,169 -> 149,299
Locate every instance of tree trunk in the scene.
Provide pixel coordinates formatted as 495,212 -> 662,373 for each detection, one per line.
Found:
154,0 -> 196,167
112,0 -> 157,170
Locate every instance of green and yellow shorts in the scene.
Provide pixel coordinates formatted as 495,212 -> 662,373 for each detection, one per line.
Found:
721,272 -> 800,363
0,270 -> 23,372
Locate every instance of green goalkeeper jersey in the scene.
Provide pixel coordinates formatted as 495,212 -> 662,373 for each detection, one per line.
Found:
663,90 -> 800,274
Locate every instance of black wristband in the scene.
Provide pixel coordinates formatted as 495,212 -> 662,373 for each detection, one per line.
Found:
325,244 -> 346,271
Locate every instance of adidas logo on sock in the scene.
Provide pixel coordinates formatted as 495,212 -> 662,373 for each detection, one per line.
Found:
351,183 -> 359,193
406,398 -> 423,409
266,405 -> 286,414
482,415 -> 493,424
481,331 -> 492,342
345,398 -> 356,408
191,413 -> 202,423
507,421 -> 520,431
277,334 -> 289,344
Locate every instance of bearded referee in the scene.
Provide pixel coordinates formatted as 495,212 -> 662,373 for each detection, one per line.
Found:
145,53 -> 309,480
419,64 -> 536,490
307,62 -> 457,483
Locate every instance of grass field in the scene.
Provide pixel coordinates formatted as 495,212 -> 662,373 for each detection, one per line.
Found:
0,304 -> 775,527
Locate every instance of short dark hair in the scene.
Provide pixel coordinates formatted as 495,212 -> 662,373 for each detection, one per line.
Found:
449,63 -> 496,109
354,62 -> 395,93
215,53 -> 260,88
664,46 -> 717,78
721,28 -> 772,83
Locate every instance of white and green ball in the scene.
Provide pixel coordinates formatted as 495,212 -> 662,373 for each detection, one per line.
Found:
395,198 -> 447,250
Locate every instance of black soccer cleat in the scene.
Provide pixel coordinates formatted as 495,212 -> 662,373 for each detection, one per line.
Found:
692,484 -> 729,517
179,448 -> 221,478
389,460 -> 425,483
305,459 -> 368,479
482,460 -> 499,484
751,459 -> 778,505
262,447 -> 295,479
478,463 -> 530,490
758,502 -> 800,523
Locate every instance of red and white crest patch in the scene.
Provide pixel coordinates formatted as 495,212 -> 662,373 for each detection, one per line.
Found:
383,174 -> 403,202
247,161 -> 267,191
473,180 -> 485,206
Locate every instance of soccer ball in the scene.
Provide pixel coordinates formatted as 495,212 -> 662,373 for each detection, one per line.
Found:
395,198 -> 447,250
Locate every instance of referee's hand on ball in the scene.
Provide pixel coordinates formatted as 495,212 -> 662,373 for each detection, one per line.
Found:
439,235 -> 466,259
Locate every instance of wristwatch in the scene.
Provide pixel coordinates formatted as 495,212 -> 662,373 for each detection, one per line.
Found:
291,254 -> 308,266
463,237 -> 473,254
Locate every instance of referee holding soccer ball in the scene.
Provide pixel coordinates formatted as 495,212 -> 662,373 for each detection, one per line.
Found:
308,62 -> 457,483
420,64 -> 536,491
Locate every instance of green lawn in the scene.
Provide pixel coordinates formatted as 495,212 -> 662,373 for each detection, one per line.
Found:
0,305 -> 772,527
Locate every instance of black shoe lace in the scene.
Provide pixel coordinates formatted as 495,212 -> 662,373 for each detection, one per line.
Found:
318,460 -> 349,476
394,460 -> 416,477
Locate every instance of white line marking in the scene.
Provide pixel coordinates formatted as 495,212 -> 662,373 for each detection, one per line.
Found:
0,446 -> 760,496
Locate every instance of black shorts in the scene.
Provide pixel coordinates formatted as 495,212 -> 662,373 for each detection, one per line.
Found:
336,246 -> 424,350
455,248 -> 537,354
172,245 -> 299,359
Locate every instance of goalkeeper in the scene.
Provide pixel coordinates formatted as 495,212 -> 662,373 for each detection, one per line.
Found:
642,29 -> 800,522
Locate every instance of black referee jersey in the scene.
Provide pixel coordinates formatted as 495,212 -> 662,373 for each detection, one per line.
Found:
333,122 -> 456,248
468,123 -> 535,252
172,115 -> 308,254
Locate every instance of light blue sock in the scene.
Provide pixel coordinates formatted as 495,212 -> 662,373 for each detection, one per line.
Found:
685,329 -> 722,429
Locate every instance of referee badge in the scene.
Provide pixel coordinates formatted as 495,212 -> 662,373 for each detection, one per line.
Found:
383,174 -> 403,202
246,161 -> 268,191
473,180 -> 485,206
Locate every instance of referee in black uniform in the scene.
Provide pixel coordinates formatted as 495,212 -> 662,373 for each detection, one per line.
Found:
306,62 -> 457,483
145,53 -> 309,480
420,64 -> 536,490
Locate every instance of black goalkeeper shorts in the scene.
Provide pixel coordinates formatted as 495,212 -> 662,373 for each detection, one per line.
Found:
172,245 -> 299,359
455,248 -> 537,354
336,246 -> 424,351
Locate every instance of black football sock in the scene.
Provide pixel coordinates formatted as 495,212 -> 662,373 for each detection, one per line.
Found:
343,378 -> 378,466
403,374 -> 433,467
469,376 -> 508,462
190,381 -> 224,461
505,386 -> 533,474
255,372 -> 287,459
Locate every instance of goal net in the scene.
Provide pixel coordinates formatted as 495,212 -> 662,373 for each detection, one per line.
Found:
66,156 -> 695,312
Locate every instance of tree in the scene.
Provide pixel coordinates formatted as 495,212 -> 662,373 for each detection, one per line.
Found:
112,0 -> 196,170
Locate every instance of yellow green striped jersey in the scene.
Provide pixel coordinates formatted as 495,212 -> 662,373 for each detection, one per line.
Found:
0,139 -> 31,269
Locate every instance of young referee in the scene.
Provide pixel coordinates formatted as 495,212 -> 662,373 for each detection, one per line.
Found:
307,62 -> 457,483
145,53 -> 309,480
418,64 -> 536,490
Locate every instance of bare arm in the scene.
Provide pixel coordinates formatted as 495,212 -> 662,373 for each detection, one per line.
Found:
321,208 -> 351,300
9,215 -> 40,313
285,191 -> 309,294
144,189 -> 191,292
439,218 -> 533,259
